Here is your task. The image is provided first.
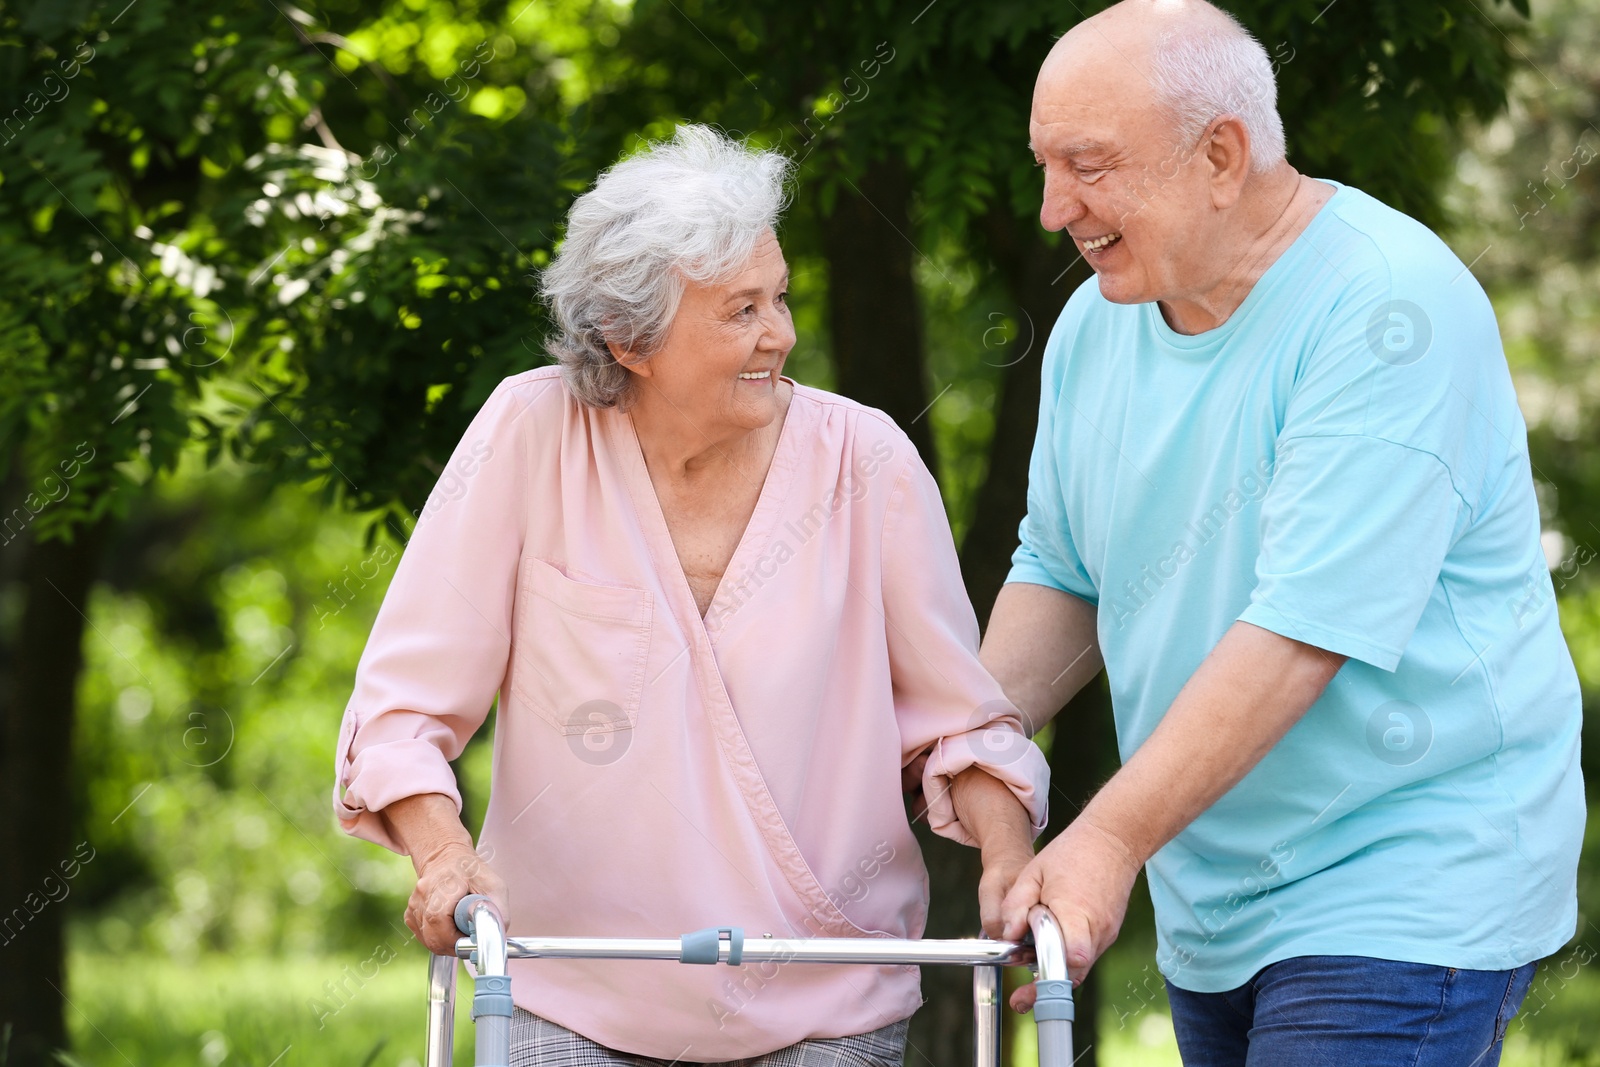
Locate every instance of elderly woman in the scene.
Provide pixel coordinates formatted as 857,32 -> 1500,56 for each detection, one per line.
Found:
331,125 -> 1048,1066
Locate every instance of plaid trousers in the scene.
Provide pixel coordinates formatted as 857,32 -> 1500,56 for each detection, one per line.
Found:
509,1007 -> 909,1067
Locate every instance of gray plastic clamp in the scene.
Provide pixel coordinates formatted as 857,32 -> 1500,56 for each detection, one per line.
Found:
679,926 -> 744,965
471,973 -> 514,1020
1032,978 -> 1076,1022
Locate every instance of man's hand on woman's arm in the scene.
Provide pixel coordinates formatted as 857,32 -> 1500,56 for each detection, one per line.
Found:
998,621 -> 1345,1005
380,791 -> 509,954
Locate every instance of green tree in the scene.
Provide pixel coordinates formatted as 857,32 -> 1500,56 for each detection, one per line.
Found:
0,3 -> 320,1058
0,0 -> 590,1058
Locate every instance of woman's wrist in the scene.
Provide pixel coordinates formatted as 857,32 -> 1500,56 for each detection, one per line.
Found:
380,792 -> 474,871
952,767 -> 1035,855
979,824 -> 1036,865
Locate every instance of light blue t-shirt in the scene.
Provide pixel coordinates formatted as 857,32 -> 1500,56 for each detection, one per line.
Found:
1010,180 -> 1585,992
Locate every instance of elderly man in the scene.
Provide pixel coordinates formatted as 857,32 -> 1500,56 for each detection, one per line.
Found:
989,1 -> 1585,1063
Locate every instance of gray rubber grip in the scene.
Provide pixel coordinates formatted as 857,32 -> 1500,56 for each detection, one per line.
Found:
455,894 -> 491,935
679,926 -> 744,965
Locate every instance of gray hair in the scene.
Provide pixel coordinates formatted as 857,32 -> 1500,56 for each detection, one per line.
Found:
539,125 -> 794,408
1148,11 -> 1287,173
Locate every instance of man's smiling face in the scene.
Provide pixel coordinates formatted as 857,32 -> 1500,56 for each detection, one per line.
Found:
1030,34 -> 1221,308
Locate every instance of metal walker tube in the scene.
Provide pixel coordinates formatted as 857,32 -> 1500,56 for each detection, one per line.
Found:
429,897 -> 1073,1067
425,953 -> 457,1067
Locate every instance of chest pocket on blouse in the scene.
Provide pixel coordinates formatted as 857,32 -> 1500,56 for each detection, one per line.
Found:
510,557 -> 653,738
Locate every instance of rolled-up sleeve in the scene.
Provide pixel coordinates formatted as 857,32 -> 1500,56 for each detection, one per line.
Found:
879,444 -> 1049,847
332,379 -> 534,854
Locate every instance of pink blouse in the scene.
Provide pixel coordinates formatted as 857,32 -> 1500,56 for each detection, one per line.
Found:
332,367 -> 1049,1059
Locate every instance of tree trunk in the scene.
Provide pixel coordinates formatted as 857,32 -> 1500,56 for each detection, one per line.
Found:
816,156 -> 939,480
821,159 -> 1113,1061
0,479 -> 114,1067
956,208 -> 1113,1065
959,208 -> 1091,626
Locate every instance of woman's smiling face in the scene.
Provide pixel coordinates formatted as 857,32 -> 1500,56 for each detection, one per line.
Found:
622,230 -> 795,439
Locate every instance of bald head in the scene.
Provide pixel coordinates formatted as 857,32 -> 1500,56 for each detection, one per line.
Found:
1037,0 -> 1285,174
1026,0 -> 1299,315
1045,0 -> 1243,71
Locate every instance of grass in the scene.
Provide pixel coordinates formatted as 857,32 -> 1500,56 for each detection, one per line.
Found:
59,945 -> 1600,1067
64,948 -> 471,1067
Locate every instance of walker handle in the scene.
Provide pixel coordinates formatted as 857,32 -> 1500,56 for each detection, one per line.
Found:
1029,905 -> 1075,1067
453,895 -> 511,1067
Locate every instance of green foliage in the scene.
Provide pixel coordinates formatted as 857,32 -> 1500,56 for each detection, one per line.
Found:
0,0 -> 623,547
0,0 -> 1536,546
600,0 -> 1527,243
74,452 -> 409,956
54,941 -> 1600,1065
0,0 -> 316,537
1444,0 -> 1600,547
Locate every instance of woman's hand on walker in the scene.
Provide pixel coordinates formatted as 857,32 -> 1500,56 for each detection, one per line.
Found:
377,792 -> 511,955
978,841 -> 1035,939
407,840 -> 510,955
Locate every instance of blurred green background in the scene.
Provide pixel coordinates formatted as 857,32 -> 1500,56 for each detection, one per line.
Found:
1,0 -> 1596,1064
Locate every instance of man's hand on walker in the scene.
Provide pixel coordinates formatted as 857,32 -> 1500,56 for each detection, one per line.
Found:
998,813 -> 1142,1010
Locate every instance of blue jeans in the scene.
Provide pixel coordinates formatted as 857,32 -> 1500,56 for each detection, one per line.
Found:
1165,955 -> 1537,1066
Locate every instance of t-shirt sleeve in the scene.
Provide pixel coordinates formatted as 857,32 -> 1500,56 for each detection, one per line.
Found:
1240,434 -> 1465,671
1239,268 -> 1486,671
331,378 -> 536,854
1007,318 -> 1099,604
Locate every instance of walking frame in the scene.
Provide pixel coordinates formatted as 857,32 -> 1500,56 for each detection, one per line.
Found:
424,895 -> 1075,1067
